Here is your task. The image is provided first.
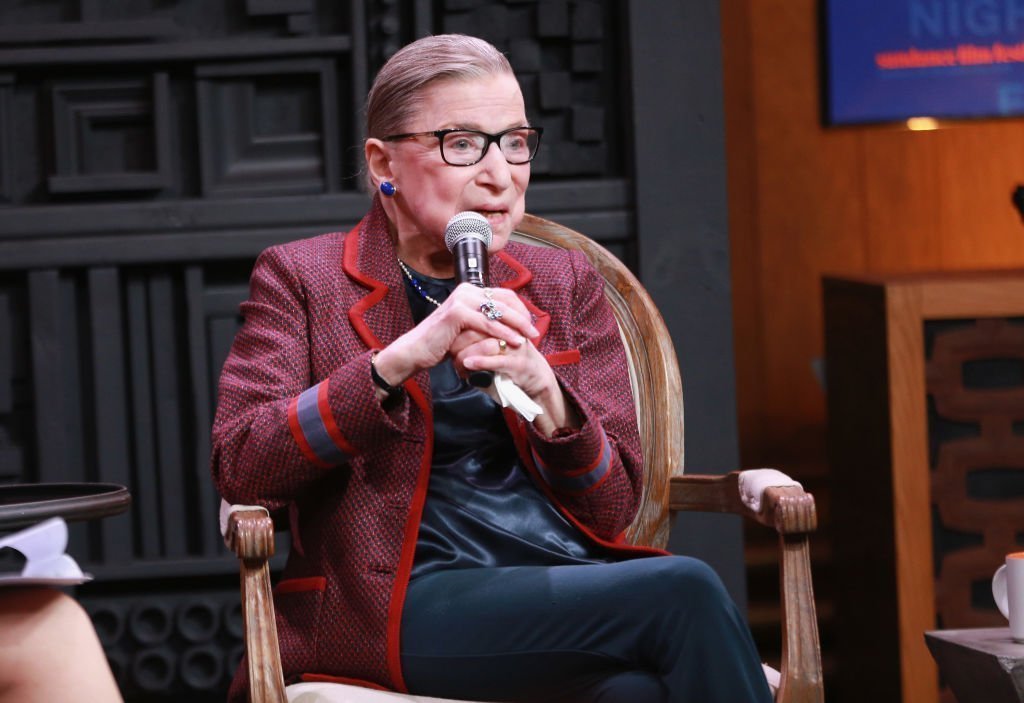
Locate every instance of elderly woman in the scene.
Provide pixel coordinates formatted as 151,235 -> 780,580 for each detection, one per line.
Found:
212,34 -> 772,703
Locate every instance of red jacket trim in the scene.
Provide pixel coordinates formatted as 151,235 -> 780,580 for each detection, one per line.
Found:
289,382 -> 354,467
341,216 -> 430,695
317,380 -> 358,455
275,576 -> 327,594
497,251 -> 551,341
287,395 -> 332,469
342,226 -> 389,350
545,349 -> 581,366
384,379 -> 433,694
530,428 -> 613,494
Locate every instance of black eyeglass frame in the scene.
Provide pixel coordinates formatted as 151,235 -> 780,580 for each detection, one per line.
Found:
381,126 -> 544,166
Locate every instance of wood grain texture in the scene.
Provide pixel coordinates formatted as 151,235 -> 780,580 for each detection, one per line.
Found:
227,509 -> 286,703
777,532 -> 824,703
731,0 -> 1024,463
670,471 -> 822,702
885,285 -> 939,703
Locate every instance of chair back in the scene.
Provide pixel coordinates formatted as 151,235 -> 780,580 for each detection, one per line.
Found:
512,214 -> 685,548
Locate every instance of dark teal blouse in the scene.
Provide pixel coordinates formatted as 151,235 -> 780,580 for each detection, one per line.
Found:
399,266 -> 610,581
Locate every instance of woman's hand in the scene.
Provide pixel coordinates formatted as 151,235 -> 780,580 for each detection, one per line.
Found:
371,283 -> 536,392
448,289 -> 580,436
373,285 -> 578,435
452,328 -> 580,436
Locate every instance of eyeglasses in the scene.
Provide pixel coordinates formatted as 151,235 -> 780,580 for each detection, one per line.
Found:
382,126 -> 543,166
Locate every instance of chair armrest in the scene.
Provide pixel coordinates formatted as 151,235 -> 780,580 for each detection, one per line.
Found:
669,471 -> 817,534
226,508 -> 276,560
227,509 -> 287,703
669,472 -> 824,703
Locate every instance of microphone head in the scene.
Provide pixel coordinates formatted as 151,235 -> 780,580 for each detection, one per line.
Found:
444,211 -> 493,253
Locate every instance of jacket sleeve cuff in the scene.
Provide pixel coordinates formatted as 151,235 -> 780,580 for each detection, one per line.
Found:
525,388 -> 613,495
287,351 -> 410,467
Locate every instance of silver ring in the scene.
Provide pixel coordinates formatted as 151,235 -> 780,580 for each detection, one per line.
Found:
479,300 -> 502,320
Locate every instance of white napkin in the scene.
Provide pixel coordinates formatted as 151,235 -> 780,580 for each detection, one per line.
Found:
738,468 -> 802,512
493,373 -> 544,422
0,517 -> 90,584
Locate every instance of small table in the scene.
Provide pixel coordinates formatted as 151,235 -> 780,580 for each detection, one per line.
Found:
925,628 -> 1024,703
0,483 -> 131,530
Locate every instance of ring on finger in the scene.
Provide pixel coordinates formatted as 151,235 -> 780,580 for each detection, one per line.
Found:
479,299 -> 502,320
483,288 -> 494,299
497,338 -> 508,355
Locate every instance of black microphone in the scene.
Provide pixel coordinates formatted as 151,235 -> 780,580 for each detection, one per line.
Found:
445,211 -> 495,388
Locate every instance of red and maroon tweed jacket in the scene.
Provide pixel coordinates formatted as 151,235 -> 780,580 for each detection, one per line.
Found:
212,200 -> 661,700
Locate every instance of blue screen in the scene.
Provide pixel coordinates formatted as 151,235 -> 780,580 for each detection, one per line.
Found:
826,0 -> 1024,124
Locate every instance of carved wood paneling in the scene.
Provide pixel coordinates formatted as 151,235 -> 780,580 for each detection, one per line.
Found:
196,59 -> 340,198
48,73 -> 172,194
927,318 -> 1024,629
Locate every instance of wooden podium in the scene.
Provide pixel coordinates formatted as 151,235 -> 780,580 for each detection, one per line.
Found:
823,271 -> 1024,703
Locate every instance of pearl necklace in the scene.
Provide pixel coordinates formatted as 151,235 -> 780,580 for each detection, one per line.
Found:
397,259 -> 443,307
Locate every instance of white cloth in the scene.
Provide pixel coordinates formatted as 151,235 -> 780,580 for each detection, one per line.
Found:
284,668 -> 781,702
493,373 -> 544,422
762,663 -> 781,697
738,469 -> 802,513
218,499 -> 270,538
0,517 -> 90,584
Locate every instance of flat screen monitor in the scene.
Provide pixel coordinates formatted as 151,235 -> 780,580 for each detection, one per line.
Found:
825,0 -> 1024,125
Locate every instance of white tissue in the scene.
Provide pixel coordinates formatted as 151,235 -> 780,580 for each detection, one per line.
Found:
738,469 -> 802,513
493,373 -> 544,422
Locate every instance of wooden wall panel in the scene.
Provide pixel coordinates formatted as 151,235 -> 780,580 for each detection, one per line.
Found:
861,130 -> 945,270
735,0 -> 868,458
725,0 -> 1024,699
729,0 -> 1024,464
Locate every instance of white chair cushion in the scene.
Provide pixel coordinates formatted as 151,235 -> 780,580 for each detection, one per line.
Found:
286,682 -> 490,703
287,667 -> 780,703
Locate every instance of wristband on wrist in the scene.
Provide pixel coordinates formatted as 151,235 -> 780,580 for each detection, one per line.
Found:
370,352 -> 403,400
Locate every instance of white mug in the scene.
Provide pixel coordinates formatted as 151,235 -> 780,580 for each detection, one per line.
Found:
993,552 -> 1024,643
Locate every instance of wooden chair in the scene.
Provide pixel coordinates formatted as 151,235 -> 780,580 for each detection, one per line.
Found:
225,214 -> 824,703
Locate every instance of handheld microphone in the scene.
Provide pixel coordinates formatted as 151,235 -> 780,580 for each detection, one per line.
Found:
445,211 -> 494,387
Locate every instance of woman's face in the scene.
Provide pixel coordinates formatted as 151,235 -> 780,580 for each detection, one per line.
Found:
377,73 -> 531,260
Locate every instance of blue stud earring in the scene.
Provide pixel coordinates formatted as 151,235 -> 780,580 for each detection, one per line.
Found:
380,181 -> 397,197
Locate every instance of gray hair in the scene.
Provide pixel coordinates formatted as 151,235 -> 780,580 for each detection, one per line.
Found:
365,34 -> 515,140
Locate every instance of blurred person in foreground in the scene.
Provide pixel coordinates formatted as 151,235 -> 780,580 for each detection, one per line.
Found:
0,587 -> 122,702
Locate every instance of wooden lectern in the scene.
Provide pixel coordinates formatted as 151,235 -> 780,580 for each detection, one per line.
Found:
824,271 -> 1024,703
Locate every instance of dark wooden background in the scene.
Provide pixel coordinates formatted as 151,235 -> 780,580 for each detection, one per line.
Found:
0,1 -> 741,700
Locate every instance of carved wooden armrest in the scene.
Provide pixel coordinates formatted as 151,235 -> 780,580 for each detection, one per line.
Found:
669,472 -> 824,703
226,508 -> 276,560
226,508 -> 287,703
669,471 -> 817,534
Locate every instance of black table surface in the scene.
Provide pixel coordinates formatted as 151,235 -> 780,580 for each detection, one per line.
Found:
925,628 -> 1024,703
0,483 -> 131,530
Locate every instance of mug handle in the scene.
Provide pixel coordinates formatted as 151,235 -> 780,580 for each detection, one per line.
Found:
993,564 -> 1010,620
